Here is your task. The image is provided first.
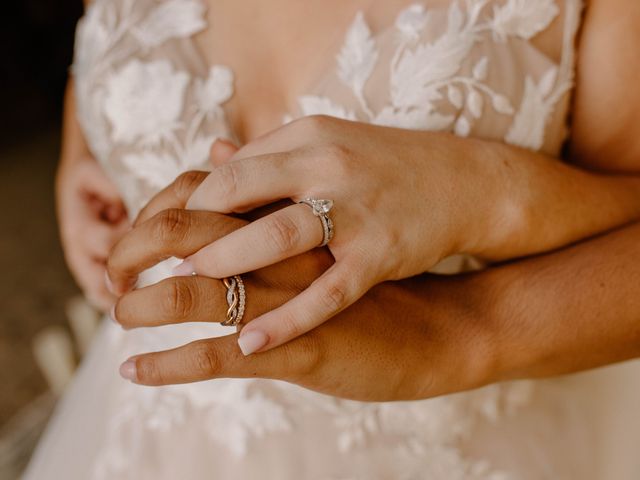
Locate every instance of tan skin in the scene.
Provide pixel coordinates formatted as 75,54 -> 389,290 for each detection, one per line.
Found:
109,172 -> 490,400
110,169 -> 640,401
59,0 -> 640,398
57,80 -> 130,311
197,0 -> 569,141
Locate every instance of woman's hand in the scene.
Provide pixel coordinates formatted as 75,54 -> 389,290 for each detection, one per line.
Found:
173,112 -> 640,357
107,172 -> 494,401
175,117 -> 500,354
57,156 -> 130,311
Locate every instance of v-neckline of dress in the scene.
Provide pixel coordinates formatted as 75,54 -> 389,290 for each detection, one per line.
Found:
184,0 -> 565,144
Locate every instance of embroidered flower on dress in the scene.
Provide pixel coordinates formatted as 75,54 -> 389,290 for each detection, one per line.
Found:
103,59 -> 189,144
298,95 -> 357,120
73,1 -> 579,476
336,11 -> 379,116
395,3 -> 430,41
194,65 -> 235,117
132,0 -> 207,49
120,150 -> 180,189
505,67 -> 566,150
491,0 -> 559,41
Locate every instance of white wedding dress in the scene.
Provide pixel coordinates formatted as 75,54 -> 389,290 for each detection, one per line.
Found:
24,1 -> 640,479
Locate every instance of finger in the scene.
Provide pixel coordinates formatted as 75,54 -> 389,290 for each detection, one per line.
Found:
107,210 -> 246,295
103,202 -> 128,223
119,331 -> 321,386
236,260 -> 370,355
209,138 -> 239,167
177,203 -> 324,279
226,115 -> 320,161
85,273 -> 118,312
114,276 -> 226,328
68,251 -> 117,311
186,152 -> 303,213
78,159 -> 123,205
83,221 -> 129,258
134,171 -> 209,227
114,275 -> 271,329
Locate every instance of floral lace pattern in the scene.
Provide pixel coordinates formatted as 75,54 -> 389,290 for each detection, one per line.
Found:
71,1 -> 583,478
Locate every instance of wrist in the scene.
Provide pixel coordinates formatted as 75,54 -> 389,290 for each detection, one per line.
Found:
452,138 -> 527,261
405,274 -> 501,396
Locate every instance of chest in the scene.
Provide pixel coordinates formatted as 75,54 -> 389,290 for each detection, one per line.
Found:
192,0 -> 566,141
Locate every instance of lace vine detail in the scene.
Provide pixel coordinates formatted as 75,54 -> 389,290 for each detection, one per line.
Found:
71,0 -> 581,478
297,0 -> 567,151
74,0 -> 234,207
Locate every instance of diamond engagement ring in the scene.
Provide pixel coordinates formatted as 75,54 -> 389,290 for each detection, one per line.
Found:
221,275 -> 246,327
298,198 -> 335,247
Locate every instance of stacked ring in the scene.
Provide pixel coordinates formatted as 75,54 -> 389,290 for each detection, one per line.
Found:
298,198 -> 335,247
221,275 -> 246,327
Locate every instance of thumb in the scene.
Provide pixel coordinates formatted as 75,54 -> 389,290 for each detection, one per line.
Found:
209,138 -> 239,167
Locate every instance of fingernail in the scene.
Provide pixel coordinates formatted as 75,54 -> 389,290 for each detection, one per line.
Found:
119,359 -> 137,382
105,270 -> 116,294
109,305 -> 118,325
238,330 -> 269,356
172,260 -> 195,277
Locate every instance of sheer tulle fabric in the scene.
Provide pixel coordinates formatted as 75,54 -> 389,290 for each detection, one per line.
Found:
24,1 -> 640,479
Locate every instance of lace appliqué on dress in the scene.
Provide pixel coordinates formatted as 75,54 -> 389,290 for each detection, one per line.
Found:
71,1 -> 581,478
297,0 -> 569,152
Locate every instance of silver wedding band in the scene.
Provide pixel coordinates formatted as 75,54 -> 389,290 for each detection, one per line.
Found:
298,198 -> 335,247
221,275 -> 246,327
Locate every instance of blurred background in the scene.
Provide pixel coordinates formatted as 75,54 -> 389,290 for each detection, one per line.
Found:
0,1 -> 85,478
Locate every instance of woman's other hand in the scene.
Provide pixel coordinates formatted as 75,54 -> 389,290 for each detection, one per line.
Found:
107,171 -> 493,401
57,156 -> 129,311
177,118 -> 495,354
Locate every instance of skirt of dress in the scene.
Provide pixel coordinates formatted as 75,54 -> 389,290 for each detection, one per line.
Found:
23,318 -> 640,480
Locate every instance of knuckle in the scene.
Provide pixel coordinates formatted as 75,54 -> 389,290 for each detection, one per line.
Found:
165,279 -> 195,320
213,163 -> 240,207
320,281 -> 348,314
155,208 -> 189,240
174,171 -> 206,198
136,357 -> 163,385
300,114 -> 333,133
263,214 -> 301,255
284,334 -> 323,380
191,342 -> 221,377
323,142 -> 351,163
279,311 -> 306,341
312,142 -> 353,179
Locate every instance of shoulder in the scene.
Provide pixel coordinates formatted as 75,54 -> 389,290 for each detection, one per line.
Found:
569,0 -> 640,172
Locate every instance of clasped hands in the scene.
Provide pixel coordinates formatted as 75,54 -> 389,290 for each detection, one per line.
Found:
106,116 -> 503,401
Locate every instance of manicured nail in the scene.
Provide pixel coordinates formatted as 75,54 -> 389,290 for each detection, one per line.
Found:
105,270 -> 115,294
238,330 -> 269,356
172,260 -> 195,277
119,359 -> 137,382
109,305 -> 118,325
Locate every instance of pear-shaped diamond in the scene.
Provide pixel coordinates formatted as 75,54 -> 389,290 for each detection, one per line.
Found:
314,199 -> 334,214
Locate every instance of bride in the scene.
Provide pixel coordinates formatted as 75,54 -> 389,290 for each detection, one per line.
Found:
25,0 -> 640,478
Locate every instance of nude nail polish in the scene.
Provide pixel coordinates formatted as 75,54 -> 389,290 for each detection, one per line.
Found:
110,305 -> 118,325
238,330 -> 269,356
119,360 -> 137,382
172,260 -> 195,277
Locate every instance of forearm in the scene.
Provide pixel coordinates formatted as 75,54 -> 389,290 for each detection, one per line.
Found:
458,134 -> 640,261
473,221 -> 640,382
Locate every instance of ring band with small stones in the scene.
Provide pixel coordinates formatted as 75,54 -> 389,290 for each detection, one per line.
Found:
221,275 -> 245,327
299,198 -> 335,247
